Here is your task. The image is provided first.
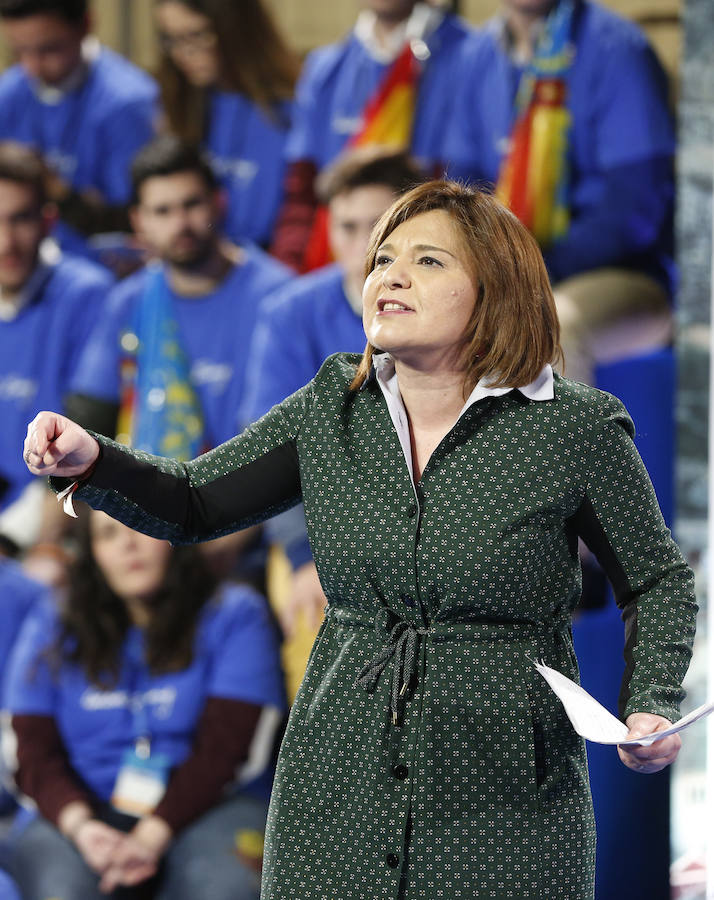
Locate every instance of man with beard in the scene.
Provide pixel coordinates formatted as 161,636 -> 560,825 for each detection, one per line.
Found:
67,135 -> 291,451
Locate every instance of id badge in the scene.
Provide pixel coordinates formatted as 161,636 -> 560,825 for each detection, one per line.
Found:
110,747 -> 171,817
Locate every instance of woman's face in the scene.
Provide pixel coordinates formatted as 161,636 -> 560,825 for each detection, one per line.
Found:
89,512 -> 172,606
155,1 -> 219,87
362,209 -> 477,372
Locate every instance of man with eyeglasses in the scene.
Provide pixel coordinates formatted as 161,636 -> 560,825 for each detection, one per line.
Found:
0,0 -> 158,269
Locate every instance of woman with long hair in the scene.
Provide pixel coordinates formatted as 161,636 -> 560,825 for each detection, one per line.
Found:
5,509 -> 285,899
24,181 -> 697,898
154,0 -> 299,248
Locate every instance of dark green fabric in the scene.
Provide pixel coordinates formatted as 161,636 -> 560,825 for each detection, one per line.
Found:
67,354 -> 697,899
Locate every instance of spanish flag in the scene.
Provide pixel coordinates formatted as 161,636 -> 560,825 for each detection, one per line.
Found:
302,43 -> 419,272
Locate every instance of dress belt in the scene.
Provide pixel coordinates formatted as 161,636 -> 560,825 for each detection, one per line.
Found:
327,605 -> 572,727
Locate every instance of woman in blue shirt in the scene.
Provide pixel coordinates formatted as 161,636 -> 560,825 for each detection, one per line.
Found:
154,0 -> 299,248
5,509 -> 285,899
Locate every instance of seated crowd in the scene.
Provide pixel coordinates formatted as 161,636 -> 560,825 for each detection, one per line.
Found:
0,0 -> 677,897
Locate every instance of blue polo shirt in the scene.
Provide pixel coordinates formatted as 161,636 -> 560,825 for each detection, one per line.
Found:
242,264 -> 365,425
286,14 -> 474,172
443,0 -> 675,292
70,245 -> 292,447
0,46 -> 158,258
4,583 -> 285,802
0,254 -> 113,510
205,91 -> 291,248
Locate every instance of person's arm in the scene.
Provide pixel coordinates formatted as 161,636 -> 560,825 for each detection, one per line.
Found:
542,156 -> 673,284
568,395 -> 696,753
152,696 -> 265,832
11,713 -> 96,825
25,377 -> 312,545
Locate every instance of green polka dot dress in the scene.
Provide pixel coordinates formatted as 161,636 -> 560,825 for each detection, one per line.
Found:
65,354 -> 697,899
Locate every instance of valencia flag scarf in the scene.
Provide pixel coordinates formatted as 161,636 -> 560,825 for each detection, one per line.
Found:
496,0 -> 575,247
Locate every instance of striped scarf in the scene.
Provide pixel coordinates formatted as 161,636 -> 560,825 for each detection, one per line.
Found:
496,0 -> 575,247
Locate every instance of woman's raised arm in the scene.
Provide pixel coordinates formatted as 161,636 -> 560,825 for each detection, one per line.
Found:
23,379 -> 313,546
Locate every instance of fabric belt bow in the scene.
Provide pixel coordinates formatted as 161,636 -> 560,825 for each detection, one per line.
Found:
356,612 -> 427,726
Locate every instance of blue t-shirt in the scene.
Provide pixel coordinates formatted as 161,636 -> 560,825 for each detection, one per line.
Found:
0,254 -> 113,510
205,91 -> 291,248
4,583 -> 285,802
0,560 -> 48,700
0,46 -> 158,257
286,14 -> 474,172
70,245 -> 292,446
443,1 -> 675,291
242,264 -> 365,424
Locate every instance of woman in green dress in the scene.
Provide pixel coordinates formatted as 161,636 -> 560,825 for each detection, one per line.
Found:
24,181 -> 697,899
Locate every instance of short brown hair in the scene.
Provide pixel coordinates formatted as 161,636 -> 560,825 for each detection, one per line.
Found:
0,141 -> 48,208
316,145 -> 424,205
351,180 -> 562,392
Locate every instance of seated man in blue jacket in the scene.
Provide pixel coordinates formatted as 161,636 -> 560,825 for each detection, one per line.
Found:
444,0 -> 674,384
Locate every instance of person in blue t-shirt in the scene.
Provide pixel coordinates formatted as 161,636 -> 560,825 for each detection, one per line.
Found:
154,0 -> 298,249
443,0 -> 674,385
4,507 -> 285,899
0,0 -> 158,267
242,147 -> 423,673
270,0 -> 474,270
0,141 -> 113,548
66,136 -> 291,583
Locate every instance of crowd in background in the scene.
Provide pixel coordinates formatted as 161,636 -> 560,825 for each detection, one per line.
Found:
0,0 -> 677,896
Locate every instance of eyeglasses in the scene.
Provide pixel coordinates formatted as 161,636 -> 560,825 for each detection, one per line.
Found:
158,27 -> 217,55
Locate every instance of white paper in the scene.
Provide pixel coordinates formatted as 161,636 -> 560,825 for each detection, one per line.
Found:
534,661 -> 714,746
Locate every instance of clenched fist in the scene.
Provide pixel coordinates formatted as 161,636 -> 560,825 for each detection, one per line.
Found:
24,411 -> 99,479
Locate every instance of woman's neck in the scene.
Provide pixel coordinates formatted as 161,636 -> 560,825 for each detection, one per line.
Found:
395,362 -> 466,431
394,361 -> 468,481
124,597 -> 151,628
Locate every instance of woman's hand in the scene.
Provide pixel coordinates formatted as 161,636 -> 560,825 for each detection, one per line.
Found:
24,411 -> 99,478
617,712 -> 682,773
73,819 -> 125,874
98,815 -> 173,892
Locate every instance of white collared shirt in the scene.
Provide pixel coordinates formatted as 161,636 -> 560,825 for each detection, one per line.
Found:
371,352 -> 554,483
354,2 -> 444,64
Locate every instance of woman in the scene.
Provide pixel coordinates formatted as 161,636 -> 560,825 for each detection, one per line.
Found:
24,182 -> 697,898
155,0 -> 299,248
4,509 -> 285,899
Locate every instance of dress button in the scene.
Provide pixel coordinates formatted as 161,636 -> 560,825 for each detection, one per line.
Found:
401,594 -> 415,608
407,503 -> 418,518
386,853 -> 400,868
393,764 -> 408,780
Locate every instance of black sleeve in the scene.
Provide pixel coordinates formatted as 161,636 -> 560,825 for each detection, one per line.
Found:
51,381 -> 313,546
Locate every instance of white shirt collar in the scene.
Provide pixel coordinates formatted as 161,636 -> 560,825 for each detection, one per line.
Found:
354,2 -> 444,64
370,353 -> 553,486
372,353 -> 554,408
